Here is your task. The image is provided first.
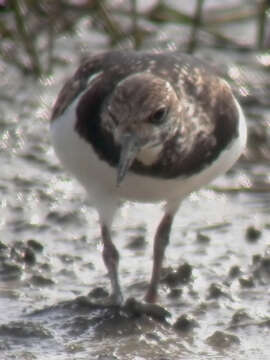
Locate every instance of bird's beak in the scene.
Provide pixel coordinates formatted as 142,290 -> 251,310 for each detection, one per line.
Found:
117,134 -> 140,186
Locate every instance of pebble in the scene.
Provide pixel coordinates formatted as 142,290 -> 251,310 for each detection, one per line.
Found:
252,254 -> 262,265
228,265 -> 241,278
88,287 -> 109,299
123,297 -> 171,321
167,288 -> 183,299
239,275 -> 254,288
231,309 -> 251,324
27,239 -> 43,252
177,262 -> 192,283
206,330 -> 240,349
23,247 -> 36,266
207,283 -> 227,299
261,256 -> 270,274
162,269 -> 181,287
126,235 -> 146,249
30,275 -> 54,287
173,313 -> 198,332
252,253 -> 270,281
161,262 -> 192,286
196,232 -> 211,243
245,226 -> 262,242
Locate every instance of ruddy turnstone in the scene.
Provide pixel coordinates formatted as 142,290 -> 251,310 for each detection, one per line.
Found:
50,50 -> 247,305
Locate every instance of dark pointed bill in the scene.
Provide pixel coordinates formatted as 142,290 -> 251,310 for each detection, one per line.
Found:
117,134 -> 140,186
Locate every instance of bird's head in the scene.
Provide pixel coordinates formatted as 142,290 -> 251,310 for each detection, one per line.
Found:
102,73 -> 181,185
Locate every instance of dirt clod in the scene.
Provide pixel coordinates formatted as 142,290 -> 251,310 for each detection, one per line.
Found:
206,330 -> 240,349
27,239 -> 43,252
207,283 -> 228,299
126,235 -> 146,249
173,313 -> 198,332
245,226 -> 262,242
231,309 -> 251,324
88,287 -> 109,299
228,265 -> 241,278
197,232 -> 211,243
239,276 -> 254,288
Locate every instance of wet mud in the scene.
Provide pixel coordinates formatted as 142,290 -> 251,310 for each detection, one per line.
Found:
1,2 -> 270,359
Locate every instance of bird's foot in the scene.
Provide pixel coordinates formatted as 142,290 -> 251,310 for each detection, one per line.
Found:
123,297 -> 171,321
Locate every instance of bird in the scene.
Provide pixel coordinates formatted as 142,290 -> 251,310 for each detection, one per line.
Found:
50,50 -> 247,305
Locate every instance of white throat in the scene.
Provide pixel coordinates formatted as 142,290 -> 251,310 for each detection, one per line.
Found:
136,144 -> 163,166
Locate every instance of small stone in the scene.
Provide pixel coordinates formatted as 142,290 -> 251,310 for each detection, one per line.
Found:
246,226 -> 261,242
239,276 -> 254,288
197,232 -> 210,243
31,275 -> 54,286
126,235 -> 146,249
59,254 -> 75,264
231,309 -> 251,324
177,262 -> 192,283
88,287 -> 109,299
253,254 -> 270,280
40,262 -> 51,271
206,330 -> 240,349
162,269 -> 181,287
252,254 -> 261,265
27,239 -> 43,252
23,247 -> 36,265
124,297 -> 171,321
207,283 -> 227,299
261,256 -> 270,274
167,288 -> 182,299
173,314 -> 198,332
162,263 -> 192,286
74,295 -> 96,308
229,265 -> 241,278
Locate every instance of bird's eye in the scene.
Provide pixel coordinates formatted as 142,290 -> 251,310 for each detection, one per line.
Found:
149,107 -> 168,125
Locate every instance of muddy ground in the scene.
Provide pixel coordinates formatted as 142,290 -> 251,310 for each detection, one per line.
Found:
1,1 -> 270,359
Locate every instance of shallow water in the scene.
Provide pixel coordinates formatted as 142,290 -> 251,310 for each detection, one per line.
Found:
1,2 -> 270,359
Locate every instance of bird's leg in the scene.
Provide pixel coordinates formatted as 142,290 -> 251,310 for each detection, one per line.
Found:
144,212 -> 174,303
101,223 -> 123,305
